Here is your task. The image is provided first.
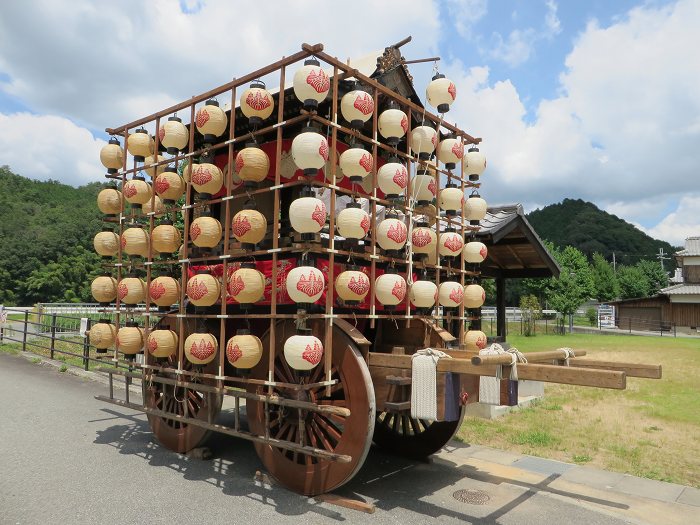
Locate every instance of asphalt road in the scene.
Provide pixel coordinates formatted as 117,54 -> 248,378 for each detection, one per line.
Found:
0,352 -> 652,524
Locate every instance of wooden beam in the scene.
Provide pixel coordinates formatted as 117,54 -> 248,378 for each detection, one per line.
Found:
506,244 -> 527,268
496,276 -> 506,339
568,359 -> 662,379
472,350 -> 588,365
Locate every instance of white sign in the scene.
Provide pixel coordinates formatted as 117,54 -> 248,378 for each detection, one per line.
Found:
79,317 -> 89,337
0,305 -> 6,326
598,304 -> 616,328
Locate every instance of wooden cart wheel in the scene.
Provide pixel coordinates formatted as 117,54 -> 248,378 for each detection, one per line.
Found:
144,317 -> 223,454
246,319 -> 375,496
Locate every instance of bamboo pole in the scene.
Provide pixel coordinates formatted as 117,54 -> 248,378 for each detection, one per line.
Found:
472,349 -> 588,365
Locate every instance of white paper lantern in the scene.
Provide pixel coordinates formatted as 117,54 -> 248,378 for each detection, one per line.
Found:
149,276 -> 181,308
235,144 -> 270,184
151,222 -> 181,253
117,323 -> 144,356
438,281 -> 463,308
439,185 -> 464,216
426,73 -> 457,113
228,266 -> 266,305
410,280 -> 438,310
291,129 -> 328,176
97,187 -> 123,215
186,273 -> 221,307
410,126 -> 437,159
378,102 -> 408,146
292,57 -> 330,108
336,202 -> 370,240
100,137 -> 124,173
147,330 -> 178,359
377,217 -> 407,252
465,193 -> 488,223
91,276 -> 117,304
286,266 -> 325,304
190,216 -> 222,248
127,128 -> 154,161
289,196 -> 326,234
190,162 -> 223,196
377,158 -> 407,198
411,225 -> 437,256
341,88 -> 374,128
411,172 -> 437,204
184,333 -> 218,365
439,230 -> 464,257
375,272 -> 407,307
438,135 -> 464,170
232,209 -> 267,245
89,320 -> 116,351
284,334 -> 324,371
121,227 -> 150,258
336,269 -> 370,303
154,168 -> 186,202
465,330 -> 487,351
464,284 -> 486,308
226,330 -> 263,369
159,116 -> 189,154
94,230 -> 119,257
464,241 -> 488,263
465,146 -> 487,181
240,81 -> 274,126
195,100 -> 228,143
144,154 -> 166,178
118,277 -> 146,305
122,177 -> 152,205
339,146 -> 373,182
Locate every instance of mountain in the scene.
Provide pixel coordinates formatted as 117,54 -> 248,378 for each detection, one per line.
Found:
525,198 -> 677,263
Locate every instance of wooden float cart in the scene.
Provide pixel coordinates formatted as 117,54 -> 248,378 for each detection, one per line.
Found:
90,41 -> 661,498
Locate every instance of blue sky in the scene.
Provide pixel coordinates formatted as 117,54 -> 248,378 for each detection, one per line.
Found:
0,0 -> 697,244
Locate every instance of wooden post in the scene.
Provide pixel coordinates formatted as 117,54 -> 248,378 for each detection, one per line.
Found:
496,275 -> 506,340
22,310 -> 29,352
50,313 -> 57,360
83,318 -> 92,371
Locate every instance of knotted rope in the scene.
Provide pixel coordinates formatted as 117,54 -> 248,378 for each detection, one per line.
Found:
558,347 -> 576,366
411,348 -> 451,420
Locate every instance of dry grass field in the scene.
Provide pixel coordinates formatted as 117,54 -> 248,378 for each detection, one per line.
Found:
457,333 -> 700,487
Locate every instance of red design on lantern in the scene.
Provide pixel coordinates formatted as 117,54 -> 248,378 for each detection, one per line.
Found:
187,278 -> 209,301
448,82 -> 457,100
306,69 -> 330,93
476,334 -> 487,349
234,152 -> 245,173
154,177 -> 170,195
302,340 -> 323,365
443,234 -> 463,253
318,139 -> 329,161
190,339 -> 215,360
482,290 -> 486,302
296,272 -> 324,297
228,275 -> 245,296
190,222 -> 201,241
158,126 -> 165,142
393,166 -> 407,188
360,214 -> 370,234
412,229 -> 432,248
387,222 -> 407,244
359,153 -> 373,173
311,203 -> 326,227
117,282 -> 128,300
232,214 -> 251,238
246,91 -> 271,111
353,93 -> 374,115
149,281 -> 165,300
480,246 -> 488,259
196,108 -> 210,128
147,338 -> 158,354
348,274 -> 369,296
191,166 -> 213,186
428,178 -> 437,196
123,182 -> 137,198
400,114 -> 408,133
431,134 -> 438,148
120,236 -> 127,249
451,141 -> 464,159
226,342 -> 242,363
449,286 -> 464,304
391,279 -> 407,301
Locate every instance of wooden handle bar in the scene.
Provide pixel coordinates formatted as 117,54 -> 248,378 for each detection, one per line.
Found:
564,359 -> 662,379
471,349 -> 587,366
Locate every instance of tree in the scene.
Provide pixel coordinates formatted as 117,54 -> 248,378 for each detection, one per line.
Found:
636,259 -> 668,295
591,253 -> 619,302
617,264 -> 649,299
519,294 -> 541,337
546,245 -> 594,334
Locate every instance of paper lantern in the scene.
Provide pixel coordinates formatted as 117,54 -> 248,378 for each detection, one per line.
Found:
464,241 -> 488,263
410,126 -> 437,159
439,185 -> 464,217
154,168 -> 185,202
232,209 -> 267,245
426,73 -> 457,113
118,277 -> 146,305
411,224 -> 437,256
159,115 -> 189,154
339,146 -> 372,183
375,271 -> 407,307
438,135 -> 464,170
190,162 -> 223,196
149,276 -> 181,308
336,269 -> 370,304
341,88 -> 374,129
378,102 -> 408,146
293,57 -> 330,108
151,222 -> 181,253
438,281 -> 463,308
228,265 -> 265,304
289,195 -> 326,234
336,202 -> 370,240
122,177 -> 152,205
97,187 -> 123,215
144,154 -> 166,178
240,81 -> 274,126
377,158 -> 407,198
464,330 -> 487,352
235,144 -> 269,185
286,266 -> 325,304
100,137 -> 124,173
127,127 -> 154,161
291,128 -> 328,176
121,227 -> 150,257
93,230 -> 119,257
411,171 -> 437,204
89,320 -> 116,351
226,330 -> 263,369
464,284 -> 486,308
284,334 -> 323,371
147,330 -> 178,359
465,193 -> 487,224
183,161 -> 197,183
377,217 -> 407,252
465,146 -> 487,181
184,333 -> 218,365
117,322 -> 144,356
439,230 -> 464,257
195,100 -> 227,143
91,276 -> 117,304
142,195 -> 165,216
190,216 -> 222,248
186,273 -> 221,307
410,280 -> 438,310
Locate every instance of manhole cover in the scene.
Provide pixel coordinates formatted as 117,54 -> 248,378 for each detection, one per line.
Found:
452,489 -> 490,505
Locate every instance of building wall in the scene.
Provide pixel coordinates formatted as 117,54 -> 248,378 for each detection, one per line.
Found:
669,303 -> 700,328
682,265 -> 700,283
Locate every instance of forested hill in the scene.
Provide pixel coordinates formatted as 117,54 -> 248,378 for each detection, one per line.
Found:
526,198 -> 676,262
0,166 -> 103,305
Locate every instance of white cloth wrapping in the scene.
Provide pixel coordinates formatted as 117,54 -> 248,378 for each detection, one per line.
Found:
411,348 -> 450,420
477,343 -> 527,405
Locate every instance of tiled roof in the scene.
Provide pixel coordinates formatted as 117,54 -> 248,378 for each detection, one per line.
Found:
660,283 -> 700,295
676,236 -> 700,256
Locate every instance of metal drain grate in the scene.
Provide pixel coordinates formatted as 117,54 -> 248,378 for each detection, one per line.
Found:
452,489 -> 490,505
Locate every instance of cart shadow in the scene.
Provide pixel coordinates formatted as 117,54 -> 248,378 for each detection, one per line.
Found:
94,407 -> 628,523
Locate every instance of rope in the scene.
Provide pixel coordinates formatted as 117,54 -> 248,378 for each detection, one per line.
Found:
411,347 -> 451,420
559,347 -> 575,366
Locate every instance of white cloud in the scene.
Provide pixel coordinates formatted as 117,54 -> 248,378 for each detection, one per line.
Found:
644,196 -> 700,246
446,0 -> 488,39
0,112 -> 104,185
544,0 -> 562,36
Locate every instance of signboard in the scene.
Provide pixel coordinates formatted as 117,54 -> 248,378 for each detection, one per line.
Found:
0,305 -> 6,326
598,304 -> 616,328
79,317 -> 89,337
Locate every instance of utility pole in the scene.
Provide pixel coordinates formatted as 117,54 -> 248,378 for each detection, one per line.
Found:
657,248 -> 670,272
612,252 -> 616,273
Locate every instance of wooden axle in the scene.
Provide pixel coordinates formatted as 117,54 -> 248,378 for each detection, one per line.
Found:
565,359 -> 662,379
471,349 -> 588,365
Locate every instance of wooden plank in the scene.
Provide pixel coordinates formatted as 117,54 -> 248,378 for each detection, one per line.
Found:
316,493 -> 376,514
384,401 -> 411,411
386,375 -> 412,386
568,359 -> 662,379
